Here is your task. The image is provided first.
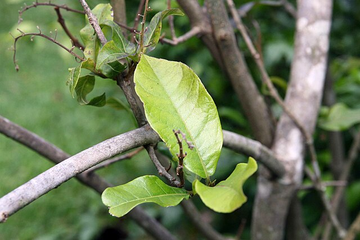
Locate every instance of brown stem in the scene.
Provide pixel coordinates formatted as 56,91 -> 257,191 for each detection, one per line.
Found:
13,31 -> 85,71
132,0 -> 146,43
181,200 -> 228,240
54,7 -> 84,50
18,2 -> 84,24
160,26 -> 201,45
146,145 -> 181,187
206,0 -> 274,147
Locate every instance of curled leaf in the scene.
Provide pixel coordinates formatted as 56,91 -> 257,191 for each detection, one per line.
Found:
194,157 -> 257,213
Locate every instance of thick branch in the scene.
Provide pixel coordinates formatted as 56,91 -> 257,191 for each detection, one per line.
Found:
176,0 -> 224,69
0,116 -> 176,240
252,0 -> 333,239
223,130 -> 285,178
206,0 -> 273,147
0,123 -> 159,223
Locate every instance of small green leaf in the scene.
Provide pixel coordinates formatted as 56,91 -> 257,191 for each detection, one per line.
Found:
194,157 -> 258,213
102,175 -> 190,218
143,8 -> 184,52
75,75 -> 106,107
67,66 -> 81,97
319,103 -> 360,131
134,55 -> 223,180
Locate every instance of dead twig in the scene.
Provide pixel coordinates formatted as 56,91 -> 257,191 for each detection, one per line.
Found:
146,145 -> 181,187
12,29 -> 85,71
54,7 -> 84,50
18,1 -> 84,24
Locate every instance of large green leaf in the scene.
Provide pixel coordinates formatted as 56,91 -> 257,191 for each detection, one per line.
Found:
102,175 -> 190,217
319,103 -> 360,131
143,9 -> 184,53
134,55 -> 223,179
194,157 -> 258,213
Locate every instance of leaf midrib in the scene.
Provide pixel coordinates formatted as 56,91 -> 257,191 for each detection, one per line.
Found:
143,57 -> 209,179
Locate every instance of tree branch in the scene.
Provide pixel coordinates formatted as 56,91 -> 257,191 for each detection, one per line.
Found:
176,0 -> 224,69
206,0 -> 274,147
12,30 -> 84,71
0,121 -> 159,223
18,2 -> 84,24
0,116 -> 176,240
223,130 -> 285,178
146,145 -> 181,187
85,147 -> 144,173
181,200 -> 229,240
54,7 -> 84,50
251,0 -> 334,238
78,0 -> 107,46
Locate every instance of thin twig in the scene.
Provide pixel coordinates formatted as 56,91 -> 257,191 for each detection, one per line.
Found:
167,0 -> 176,39
343,212 -> 360,240
146,145 -> 181,187
54,7 -> 84,50
18,2 -> 84,24
78,0 -> 107,46
173,130 -> 190,187
322,131 -> 360,239
300,180 -> 347,191
181,200 -> 228,240
85,147 -> 144,173
12,30 -> 85,71
160,26 -> 201,45
139,0 -> 150,53
131,0 -> 145,43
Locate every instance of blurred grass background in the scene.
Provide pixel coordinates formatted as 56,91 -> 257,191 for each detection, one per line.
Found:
0,1 -> 244,239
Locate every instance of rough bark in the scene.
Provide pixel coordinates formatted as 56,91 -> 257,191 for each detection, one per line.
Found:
251,0 -> 333,239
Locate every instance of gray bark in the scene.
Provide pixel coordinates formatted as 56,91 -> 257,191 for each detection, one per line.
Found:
251,0 -> 333,239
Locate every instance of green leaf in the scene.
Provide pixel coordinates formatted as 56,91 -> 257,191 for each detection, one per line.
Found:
319,103 -> 360,131
80,4 -> 113,71
143,9 -> 184,52
67,66 -> 81,97
96,40 -> 128,78
134,55 -> 223,179
194,157 -> 258,213
75,75 -> 106,107
102,175 -> 190,218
